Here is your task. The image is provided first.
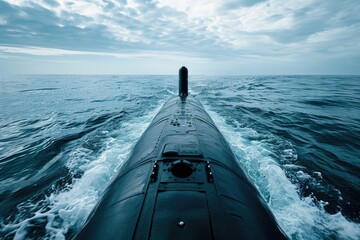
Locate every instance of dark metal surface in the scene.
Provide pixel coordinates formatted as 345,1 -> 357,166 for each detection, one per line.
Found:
75,95 -> 288,240
179,66 -> 188,97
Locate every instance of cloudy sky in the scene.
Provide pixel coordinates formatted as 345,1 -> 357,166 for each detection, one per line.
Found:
0,0 -> 359,74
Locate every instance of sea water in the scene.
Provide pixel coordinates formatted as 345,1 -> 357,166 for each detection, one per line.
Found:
0,75 -> 359,239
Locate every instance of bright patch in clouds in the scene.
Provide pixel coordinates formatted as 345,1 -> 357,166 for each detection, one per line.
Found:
0,0 -> 359,74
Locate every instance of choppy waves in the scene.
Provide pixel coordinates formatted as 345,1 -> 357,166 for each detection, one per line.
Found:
1,75 -> 359,239
206,107 -> 360,239
0,104 -> 164,239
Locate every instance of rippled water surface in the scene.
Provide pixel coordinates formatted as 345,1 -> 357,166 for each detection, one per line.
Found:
0,75 -> 359,239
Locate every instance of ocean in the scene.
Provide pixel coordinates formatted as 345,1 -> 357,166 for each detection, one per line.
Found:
0,75 -> 359,239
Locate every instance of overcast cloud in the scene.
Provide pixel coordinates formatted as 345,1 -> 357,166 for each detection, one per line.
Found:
0,0 -> 359,74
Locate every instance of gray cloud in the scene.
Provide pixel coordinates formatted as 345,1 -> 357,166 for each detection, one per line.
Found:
0,0 -> 359,74
221,0 -> 266,9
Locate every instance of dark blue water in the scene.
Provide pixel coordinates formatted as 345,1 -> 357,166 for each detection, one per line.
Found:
0,75 -> 359,239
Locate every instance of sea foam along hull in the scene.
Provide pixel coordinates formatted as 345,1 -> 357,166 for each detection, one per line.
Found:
75,75 -> 288,240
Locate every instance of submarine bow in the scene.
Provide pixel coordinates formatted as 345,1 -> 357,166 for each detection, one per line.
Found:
75,67 -> 288,240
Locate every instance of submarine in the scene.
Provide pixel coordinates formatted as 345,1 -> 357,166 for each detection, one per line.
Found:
75,67 -> 288,240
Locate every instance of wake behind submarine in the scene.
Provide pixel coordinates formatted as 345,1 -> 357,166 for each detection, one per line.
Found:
75,67 -> 288,239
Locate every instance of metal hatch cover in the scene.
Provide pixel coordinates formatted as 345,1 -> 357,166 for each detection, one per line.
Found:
160,160 -> 205,184
149,191 -> 212,240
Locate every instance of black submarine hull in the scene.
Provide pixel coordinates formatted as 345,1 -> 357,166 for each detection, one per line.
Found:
76,68 -> 288,239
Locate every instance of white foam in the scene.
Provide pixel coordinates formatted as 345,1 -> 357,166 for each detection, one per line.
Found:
2,102 -> 164,239
4,99 -> 359,240
205,106 -> 360,240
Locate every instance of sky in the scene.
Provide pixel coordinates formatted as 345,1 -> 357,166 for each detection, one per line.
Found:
0,0 -> 359,74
